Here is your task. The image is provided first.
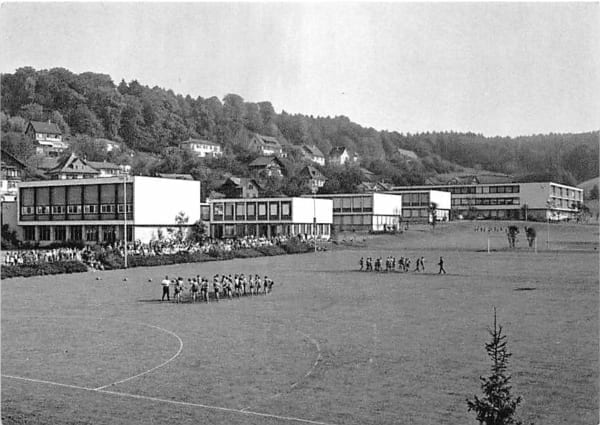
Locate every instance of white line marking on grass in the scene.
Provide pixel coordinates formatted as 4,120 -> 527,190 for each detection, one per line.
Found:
2,374 -> 339,425
94,324 -> 184,390
295,330 -> 322,382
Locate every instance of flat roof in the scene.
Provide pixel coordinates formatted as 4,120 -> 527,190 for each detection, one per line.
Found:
18,176 -> 199,188
209,197 -> 332,203
392,181 -> 582,191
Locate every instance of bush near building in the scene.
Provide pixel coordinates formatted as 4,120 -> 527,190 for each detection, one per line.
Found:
2,261 -> 88,278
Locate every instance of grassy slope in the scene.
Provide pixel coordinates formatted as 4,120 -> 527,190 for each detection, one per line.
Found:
2,221 -> 598,425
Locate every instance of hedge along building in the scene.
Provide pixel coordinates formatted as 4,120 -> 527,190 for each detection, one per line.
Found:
311,193 -> 403,231
208,197 -> 333,239
391,181 -> 583,221
384,190 -> 451,223
17,176 -> 201,245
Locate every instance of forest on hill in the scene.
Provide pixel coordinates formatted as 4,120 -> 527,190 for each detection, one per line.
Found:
1,67 -> 598,190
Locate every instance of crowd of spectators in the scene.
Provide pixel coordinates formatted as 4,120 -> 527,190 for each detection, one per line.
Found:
2,235 -> 305,268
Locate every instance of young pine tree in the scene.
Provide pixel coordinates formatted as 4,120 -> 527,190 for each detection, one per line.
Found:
467,309 -> 529,425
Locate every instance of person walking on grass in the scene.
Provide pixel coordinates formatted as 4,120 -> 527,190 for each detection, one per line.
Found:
438,256 -> 446,274
359,257 -> 364,271
161,275 -> 170,301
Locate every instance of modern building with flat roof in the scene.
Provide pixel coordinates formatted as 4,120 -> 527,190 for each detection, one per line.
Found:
391,181 -> 582,221
385,190 -> 451,222
312,193 -> 403,231
17,176 -> 201,244
209,197 -> 333,239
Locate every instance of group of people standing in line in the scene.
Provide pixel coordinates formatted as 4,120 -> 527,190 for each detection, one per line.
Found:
160,273 -> 275,303
359,255 -> 446,274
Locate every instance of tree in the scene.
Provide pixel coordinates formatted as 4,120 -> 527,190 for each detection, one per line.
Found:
589,184 -> 599,200
187,219 -> 207,244
168,211 -> 189,243
467,309 -> 527,425
429,202 -> 438,229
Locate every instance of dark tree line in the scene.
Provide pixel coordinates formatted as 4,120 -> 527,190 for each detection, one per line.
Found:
2,67 -> 598,189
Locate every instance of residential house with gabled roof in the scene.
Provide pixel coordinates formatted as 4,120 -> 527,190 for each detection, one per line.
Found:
87,161 -> 130,178
46,153 -> 100,180
25,121 -> 68,157
1,150 -> 28,202
248,156 -> 286,178
301,145 -> 326,166
249,134 -> 284,157
329,146 -> 359,166
218,176 -> 261,198
179,138 -> 222,157
299,165 -> 327,193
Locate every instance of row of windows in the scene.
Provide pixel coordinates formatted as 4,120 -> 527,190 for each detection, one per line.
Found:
213,201 -> 292,221
332,207 -> 373,213
440,185 -> 520,195
551,186 -> 582,199
23,225 -> 132,242
21,204 -> 133,216
451,198 -> 521,206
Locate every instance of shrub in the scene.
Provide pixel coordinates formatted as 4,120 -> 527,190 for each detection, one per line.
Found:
233,248 -> 263,258
256,245 -> 286,256
206,247 -> 235,260
2,261 -> 88,279
281,240 -> 312,254
127,252 -> 214,268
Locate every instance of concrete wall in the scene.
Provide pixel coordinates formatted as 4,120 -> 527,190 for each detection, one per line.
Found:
372,193 -> 403,216
429,190 -> 451,211
133,177 -> 201,226
1,201 -> 22,239
291,198 -> 333,224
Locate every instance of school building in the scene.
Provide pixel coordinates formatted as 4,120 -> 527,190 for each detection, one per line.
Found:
385,190 -> 451,222
391,181 -> 583,221
312,193 -> 403,231
208,197 -> 333,239
17,176 -> 201,244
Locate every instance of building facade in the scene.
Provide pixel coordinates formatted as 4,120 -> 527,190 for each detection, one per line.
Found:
218,177 -> 261,199
209,197 -> 333,239
302,145 -> 326,166
313,193 -> 403,231
249,134 -> 284,157
17,176 -> 201,245
391,182 -> 583,221
1,150 -> 27,202
25,121 -> 68,157
386,190 -> 451,222
179,138 -> 222,157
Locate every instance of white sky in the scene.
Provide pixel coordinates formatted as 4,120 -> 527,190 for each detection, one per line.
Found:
1,2 -> 599,137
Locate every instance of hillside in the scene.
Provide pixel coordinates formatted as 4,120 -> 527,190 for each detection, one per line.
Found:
1,67 -> 598,191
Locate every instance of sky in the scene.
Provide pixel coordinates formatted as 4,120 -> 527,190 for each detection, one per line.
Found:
1,2 -> 599,137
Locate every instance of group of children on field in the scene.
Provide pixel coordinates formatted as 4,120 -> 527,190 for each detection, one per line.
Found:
160,273 -> 275,303
359,255 -> 446,274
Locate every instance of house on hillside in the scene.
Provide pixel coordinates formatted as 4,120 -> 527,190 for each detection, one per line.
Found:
299,165 -> 327,193
179,138 -> 222,157
1,150 -> 28,202
87,161 -> 130,178
46,153 -> 100,180
249,156 -> 286,178
301,145 -> 326,166
425,172 -> 513,186
218,176 -> 261,198
25,121 -> 68,157
249,134 -> 284,157
329,146 -> 359,166
357,181 -> 392,193
95,138 -> 123,153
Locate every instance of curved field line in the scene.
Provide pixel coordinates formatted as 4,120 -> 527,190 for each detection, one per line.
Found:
2,315 -> 184,391
94,323 -> 184,390
1,374 -> 339,425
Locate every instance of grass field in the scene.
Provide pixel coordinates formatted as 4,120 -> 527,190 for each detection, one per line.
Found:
2,221 -> 598,425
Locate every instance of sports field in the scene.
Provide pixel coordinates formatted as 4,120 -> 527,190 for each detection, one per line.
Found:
2,221 -> 598,425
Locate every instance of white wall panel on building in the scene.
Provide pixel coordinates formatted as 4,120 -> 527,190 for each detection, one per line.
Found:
291,198 -> 333,224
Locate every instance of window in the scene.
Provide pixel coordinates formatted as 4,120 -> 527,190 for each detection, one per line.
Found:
7,181 -> 17,189
117,204 -> 133,213
213,203 -> 224,220
39,226 -> 51,241
489,186 -> 497,194
101,204 -> 115,213
269,202 -> 279,219
70,226 -> 83,241
224,203 -> 234,220
84,204 -> 98,214
496,186 -> 505,193
54,226 -> 66,241
67,205 -> 82,214
85,227 -> 98,241
24,226 -> 35,240
236,203 -> 245,219
247,202 -> 256,219
258,202 -> 267,218
36,206 -> 50,215
21,206 -> 34,215
201,205 -> 211,221
281,202 -> 291,219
